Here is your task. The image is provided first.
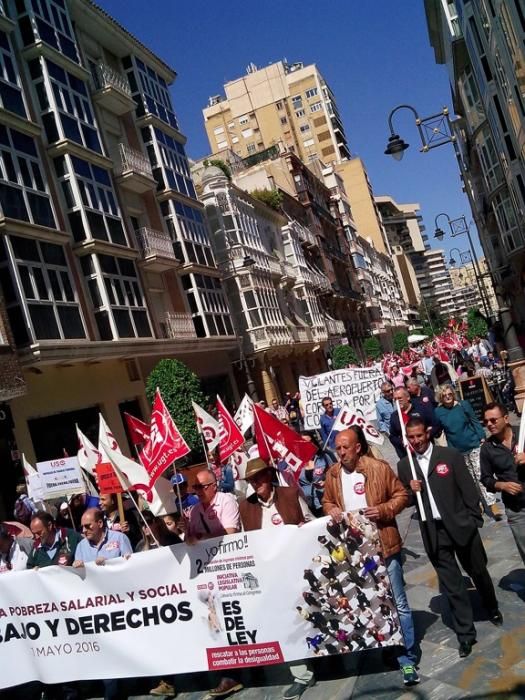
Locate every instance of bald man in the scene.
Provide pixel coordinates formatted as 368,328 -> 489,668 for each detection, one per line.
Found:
185,469 -> 240,543
323,428 -> 420,686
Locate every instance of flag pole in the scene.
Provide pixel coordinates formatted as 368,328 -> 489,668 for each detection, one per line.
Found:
395,400 -> 426,522
253,405 -> 287,485
124,488 -> 160,547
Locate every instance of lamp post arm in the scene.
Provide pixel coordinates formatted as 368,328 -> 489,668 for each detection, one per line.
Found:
434,212 -> 451,229
387,104 -> 427,148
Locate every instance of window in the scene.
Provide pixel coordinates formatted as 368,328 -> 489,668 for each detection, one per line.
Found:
492,190 -> 522,253
15,0 -> 80,63
276,101 -> 283,111
160,199 -> 215,268
241,128 -> 253,138
305,87 -> 318,99
295,109 -> 305,118
1,235 -> 86,342
217,140 -> 228,149
29,58 -> 102,153
299,124 -> 310,133
280,116 -> 287,125
246,143 -> 256,154
122,56 -> 178,131
0,31 -> 26,117
241,276 -> 285,330
53,154 -> 126,245
213,126 -> 224,135
81,254 -> 152,339
239,116 -> 249,125
231,136 -> 239,144
303,138 -> 315,147
291,95 -> 302,109
142,126 -> 196,199
310,101 -> 322,113
180,273 -> 232,337
0,124 -> 56,228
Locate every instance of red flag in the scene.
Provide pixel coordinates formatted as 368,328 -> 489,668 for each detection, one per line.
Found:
124,412 -> 150,445
216,396 -> 245,463
141,389 -> 190,484
253,404 -> 316,478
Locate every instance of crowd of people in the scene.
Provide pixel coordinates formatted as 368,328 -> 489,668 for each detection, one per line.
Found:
2,329 -> 525,700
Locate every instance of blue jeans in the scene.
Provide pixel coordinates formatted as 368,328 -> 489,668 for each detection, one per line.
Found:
385,553 -> 417,667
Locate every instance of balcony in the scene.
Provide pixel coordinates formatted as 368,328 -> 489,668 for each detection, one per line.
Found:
280,260 -> 297,287
162,312 -> 197,340
247,326 -> 293,352
92,63 -> 135,115
293,222 -> 317,248
325,317 -> 346,337
312,325 -> 328,343
135,226 -> 179,272
114,144 -> 156,193
267,258 -> 282,278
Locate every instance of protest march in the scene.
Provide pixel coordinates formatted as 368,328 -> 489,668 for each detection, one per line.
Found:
2,323 -> 524,700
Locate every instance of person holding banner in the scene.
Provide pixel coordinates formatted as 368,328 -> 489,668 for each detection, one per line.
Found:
390,388 -> 442,459
322,428 -> 420,687
73,508 -> 133,566
27,511 -> 82,569
398,418 -> 502,659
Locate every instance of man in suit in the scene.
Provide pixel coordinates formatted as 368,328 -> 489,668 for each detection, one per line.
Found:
397,417 -> 502,658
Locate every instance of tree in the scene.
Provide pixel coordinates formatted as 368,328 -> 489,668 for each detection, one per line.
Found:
418,301 -> 445,338
250,188 -> 283,210
331,344 -> 359,369
145,359 -> 206,461
393,331 -> 409,354
364,336 -> 382,361
466,308 -> 488,341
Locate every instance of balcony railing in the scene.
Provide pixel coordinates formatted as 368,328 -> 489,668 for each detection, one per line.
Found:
94,63 -> 132,96
163,312 -> 197,339
136,227 -> 176,259
248,325 -> 293,351
115,143 -> 153,178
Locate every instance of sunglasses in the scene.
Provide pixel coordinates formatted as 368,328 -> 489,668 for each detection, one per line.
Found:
81,523 -> 95,531
194,482 -> 215,491
484,417 -> 504,424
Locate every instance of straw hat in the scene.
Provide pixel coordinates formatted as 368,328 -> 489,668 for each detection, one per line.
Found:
244,458 -> 273,480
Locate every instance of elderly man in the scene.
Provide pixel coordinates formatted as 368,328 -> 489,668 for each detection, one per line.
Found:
376,382 -> 395,435
186,471 -> 242,698
398,417 -> 502,659
406,377 -> 436,408
73,508 -> 132,566
267,397 -> 289,423
390,387 -> 442,459
27,511 -> 81,569
239,458 -> 313,699
322,428 -> 420,687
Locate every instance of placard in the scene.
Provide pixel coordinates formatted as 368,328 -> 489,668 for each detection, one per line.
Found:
458,375 -> 493,422
95,462 -> 124,495
299,365 -> 384,430
36,457 -> 84,498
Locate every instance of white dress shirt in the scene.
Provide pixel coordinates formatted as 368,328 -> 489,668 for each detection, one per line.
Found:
415,443 -> 442,520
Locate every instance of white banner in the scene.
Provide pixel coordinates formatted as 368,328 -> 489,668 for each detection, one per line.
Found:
233,394 -> 254,435
36,457 -> 84,498
332,408 -> 384,446
0,516 -> 401,688
299,366 -> 385,430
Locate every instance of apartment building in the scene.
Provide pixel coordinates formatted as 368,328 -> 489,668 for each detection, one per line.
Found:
203,60 -> 350,167
0,0 -> 239,476
419,249 -> 456,319
425,0 -> 525,330
197,164 -> 340,401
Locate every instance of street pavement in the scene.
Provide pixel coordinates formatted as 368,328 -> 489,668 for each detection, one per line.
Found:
88,420 -> 525,700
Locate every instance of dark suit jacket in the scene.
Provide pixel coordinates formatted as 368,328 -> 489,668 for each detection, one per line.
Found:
389,401 -> 442,458
397,445 -> 482,554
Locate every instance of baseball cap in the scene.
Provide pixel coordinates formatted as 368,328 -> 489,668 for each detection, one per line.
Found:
171,473 -> 187,486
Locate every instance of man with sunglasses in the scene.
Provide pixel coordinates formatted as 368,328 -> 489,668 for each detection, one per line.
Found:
319,396 -> 341,450
73,508 -> 132,567
185,470 -> 240,544
480,402 -> 525,565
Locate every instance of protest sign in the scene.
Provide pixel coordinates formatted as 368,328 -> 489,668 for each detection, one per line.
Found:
36,457 -> 84,498
331,408 -> 384,445
299,366 -> 384,430
27,472 -> 45,502
95,463 -> 124,495
0,515 -> 401,688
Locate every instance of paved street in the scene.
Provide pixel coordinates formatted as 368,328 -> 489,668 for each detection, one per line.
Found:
85,423 -> 525,700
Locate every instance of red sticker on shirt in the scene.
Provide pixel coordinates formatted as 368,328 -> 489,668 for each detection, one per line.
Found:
271,513 -> 283,526
435,463 -> 450,477
354,482 -> 365,495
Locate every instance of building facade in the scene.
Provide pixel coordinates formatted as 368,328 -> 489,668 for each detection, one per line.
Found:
0,0 -> 240,488
425,0 -> 525,338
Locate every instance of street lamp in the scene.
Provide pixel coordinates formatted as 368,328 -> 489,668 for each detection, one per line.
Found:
433,212 -> 490,317
448,247 -> 472,267
384,104 -> 455,160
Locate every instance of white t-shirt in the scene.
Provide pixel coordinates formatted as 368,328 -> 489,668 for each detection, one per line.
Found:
0,540 -> 28,574
259,490 -> 313,528
341,469 -> 367,512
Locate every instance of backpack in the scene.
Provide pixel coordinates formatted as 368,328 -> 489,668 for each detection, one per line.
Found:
14,496 -> 33,525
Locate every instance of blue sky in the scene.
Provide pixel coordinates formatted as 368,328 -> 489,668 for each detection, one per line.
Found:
99,0 -> 480,260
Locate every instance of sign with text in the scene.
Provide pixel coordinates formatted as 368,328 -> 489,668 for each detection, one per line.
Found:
95,462 -> 124,495
458,375 -> 493,422
299,366 -> 384,430
0,515 -> 401,688
36,457 -> 84,498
